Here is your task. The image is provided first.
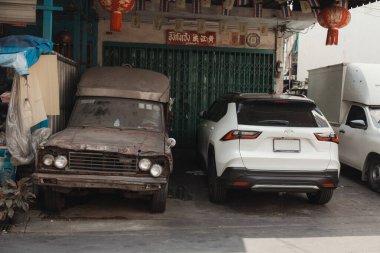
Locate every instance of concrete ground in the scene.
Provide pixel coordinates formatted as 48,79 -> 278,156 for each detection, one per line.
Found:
1,149 -> 380,253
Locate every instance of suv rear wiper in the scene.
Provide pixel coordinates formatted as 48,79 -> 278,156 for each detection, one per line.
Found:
258,120 -> 290,126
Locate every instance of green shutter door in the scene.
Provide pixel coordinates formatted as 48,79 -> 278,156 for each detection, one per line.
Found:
103,42 -> 275,147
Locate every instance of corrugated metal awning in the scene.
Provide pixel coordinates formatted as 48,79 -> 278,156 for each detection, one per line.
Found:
0,0 -> 37,25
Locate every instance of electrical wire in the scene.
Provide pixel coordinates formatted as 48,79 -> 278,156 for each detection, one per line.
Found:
284,23 -> 316,35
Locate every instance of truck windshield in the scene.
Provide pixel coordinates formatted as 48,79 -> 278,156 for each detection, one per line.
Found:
370,108 -> 380,127
69,97 -> 163,132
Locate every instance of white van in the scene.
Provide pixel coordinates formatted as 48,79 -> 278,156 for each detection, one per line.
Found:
308,63 -> 380,192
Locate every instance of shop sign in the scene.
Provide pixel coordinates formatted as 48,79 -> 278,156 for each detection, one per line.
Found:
167,30 -> 217,46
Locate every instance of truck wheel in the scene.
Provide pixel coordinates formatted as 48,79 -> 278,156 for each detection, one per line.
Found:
307,189 -> 334,204
208,154 -> 226,204
150,184 -> 168,213
368,159 -> 380,192
43,189 -> 65,212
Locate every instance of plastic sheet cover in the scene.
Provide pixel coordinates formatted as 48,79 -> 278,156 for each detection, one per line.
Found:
0,35 -> 53,75
5,75 -> 51,165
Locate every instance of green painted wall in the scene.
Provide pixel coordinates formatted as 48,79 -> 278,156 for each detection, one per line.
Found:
103,42 -> 275,147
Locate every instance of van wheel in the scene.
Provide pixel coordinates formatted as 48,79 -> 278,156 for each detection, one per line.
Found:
43,189 -> 65,212
208,154 -> 226,204
368,159 -> 380,192
150,184 -> 168,213
307,189 -> 334,204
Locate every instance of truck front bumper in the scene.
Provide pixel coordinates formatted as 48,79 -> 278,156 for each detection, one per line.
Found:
33,173 -> 167,192
219,168 -> 339,192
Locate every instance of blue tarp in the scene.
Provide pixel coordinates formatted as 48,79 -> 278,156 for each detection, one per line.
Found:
0,35 -> 53,75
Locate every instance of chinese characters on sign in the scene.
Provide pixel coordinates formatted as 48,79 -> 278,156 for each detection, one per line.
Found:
167,30 -> 217,46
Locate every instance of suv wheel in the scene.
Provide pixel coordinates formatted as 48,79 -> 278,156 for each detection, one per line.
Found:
208,154 -> 226,203
307,189 -> 334,204
43,189 -> 65,212
368,159 -> 380,192
150,184 -> 168,213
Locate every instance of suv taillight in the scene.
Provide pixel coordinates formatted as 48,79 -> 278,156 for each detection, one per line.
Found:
314,133 -> 339,144
221,130 -> 262,141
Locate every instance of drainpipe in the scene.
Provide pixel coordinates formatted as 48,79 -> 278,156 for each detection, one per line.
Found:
81,0 -> 88,72
73,4 -> 80,63
274,25 -> 285,94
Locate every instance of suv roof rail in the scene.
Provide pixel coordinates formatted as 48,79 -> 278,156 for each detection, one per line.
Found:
291,94 -> 308,98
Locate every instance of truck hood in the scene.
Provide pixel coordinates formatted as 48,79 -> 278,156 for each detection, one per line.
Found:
43,127 -> 166,155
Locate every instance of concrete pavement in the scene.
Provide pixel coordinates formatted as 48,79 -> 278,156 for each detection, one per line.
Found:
1,150 -> 380,252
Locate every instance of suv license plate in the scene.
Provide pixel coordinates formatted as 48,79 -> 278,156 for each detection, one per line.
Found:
273,139 -> 300,153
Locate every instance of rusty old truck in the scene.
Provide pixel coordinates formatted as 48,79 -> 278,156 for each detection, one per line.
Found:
33,67 -> 176,213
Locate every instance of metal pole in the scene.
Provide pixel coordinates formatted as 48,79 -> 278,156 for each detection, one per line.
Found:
42,0 -> 53,40
37,0 -> 63,40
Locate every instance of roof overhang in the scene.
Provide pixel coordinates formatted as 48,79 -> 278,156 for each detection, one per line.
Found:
95,0 -> 376,39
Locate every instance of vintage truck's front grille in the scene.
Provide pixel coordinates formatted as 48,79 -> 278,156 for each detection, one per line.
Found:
69,152 -> 137,172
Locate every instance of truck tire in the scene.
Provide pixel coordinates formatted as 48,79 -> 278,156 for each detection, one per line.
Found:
43,189 -> 65,212
208,154 -> 226,204
368,159 -> 380,192
307,189 -> 334,204
150,184 -> 168,213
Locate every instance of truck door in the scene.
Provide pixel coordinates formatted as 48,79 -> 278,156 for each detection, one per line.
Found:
338,105 -> 368,170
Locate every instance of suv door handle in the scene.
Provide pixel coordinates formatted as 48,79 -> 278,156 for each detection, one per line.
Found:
339,129 -> 345,134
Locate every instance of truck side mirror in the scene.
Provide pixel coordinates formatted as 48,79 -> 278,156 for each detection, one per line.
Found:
199,111 -> 206,119
349,120 -> 367,130
167,138 -> 176,148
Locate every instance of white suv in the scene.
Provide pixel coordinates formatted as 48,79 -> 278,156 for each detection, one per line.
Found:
197,93 -> 340,204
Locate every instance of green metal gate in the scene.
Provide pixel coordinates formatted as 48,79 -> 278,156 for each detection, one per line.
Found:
103,42 -> 275,147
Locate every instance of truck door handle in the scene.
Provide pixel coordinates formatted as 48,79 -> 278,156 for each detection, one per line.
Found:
339,129 -> 345,134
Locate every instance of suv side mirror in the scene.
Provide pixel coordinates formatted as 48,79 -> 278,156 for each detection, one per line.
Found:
349,120 -> 367,130
199,111 -> 206,119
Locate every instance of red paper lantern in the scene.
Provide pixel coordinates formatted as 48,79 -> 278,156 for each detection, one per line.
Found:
99,0 -> 135,32
317,5 -> 351,46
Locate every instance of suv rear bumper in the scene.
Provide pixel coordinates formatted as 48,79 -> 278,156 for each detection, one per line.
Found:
219,168 -> 339,192
33,173 -> 167,192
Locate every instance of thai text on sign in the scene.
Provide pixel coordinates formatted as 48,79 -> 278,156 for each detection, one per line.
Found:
167,30 -> 217,46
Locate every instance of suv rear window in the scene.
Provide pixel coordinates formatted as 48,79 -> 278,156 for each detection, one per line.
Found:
237,100 -> 327,127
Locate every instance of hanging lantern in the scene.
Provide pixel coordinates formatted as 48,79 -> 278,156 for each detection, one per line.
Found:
317,5 -> 351,46
99,0 -> 135,32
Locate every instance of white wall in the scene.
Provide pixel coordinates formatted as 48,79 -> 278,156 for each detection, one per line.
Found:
298,3 -> 380,81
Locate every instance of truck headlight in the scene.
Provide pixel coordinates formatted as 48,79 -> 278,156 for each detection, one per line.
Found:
54,155 -> 68,169
43,154 -> 54,166
138,158 -> 151,171
150,164 -> 163,177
